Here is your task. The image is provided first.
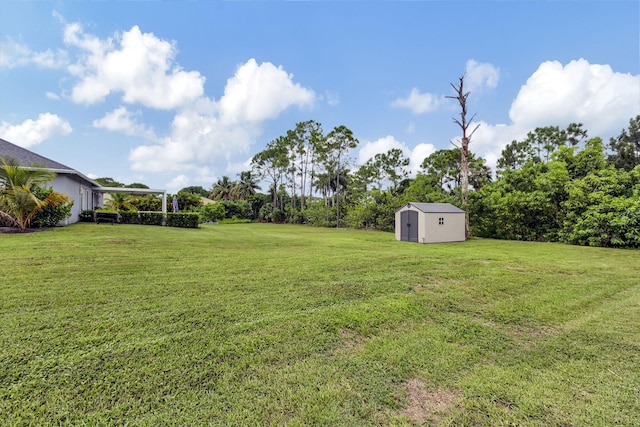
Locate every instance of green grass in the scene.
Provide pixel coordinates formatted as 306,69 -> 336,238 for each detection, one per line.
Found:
1,223 -> 639,426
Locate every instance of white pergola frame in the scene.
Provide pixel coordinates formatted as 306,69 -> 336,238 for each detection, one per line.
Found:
96,187 -> 168,213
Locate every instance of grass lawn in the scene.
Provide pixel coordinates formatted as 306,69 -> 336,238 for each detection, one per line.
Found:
1,223 -> 639,426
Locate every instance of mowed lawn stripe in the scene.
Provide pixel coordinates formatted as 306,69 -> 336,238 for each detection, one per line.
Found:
1,223 -> 639,425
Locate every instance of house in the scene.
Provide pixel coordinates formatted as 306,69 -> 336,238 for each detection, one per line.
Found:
0,138 -> 167,225
395,202 -> 466,243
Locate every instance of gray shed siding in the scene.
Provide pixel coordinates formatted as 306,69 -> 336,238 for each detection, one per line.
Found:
395,203 -> 465,243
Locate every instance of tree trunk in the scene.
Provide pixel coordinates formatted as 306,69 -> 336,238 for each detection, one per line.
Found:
460,138 -> 470,238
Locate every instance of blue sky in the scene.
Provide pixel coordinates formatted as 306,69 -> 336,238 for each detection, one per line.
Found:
1,1 -> 638,191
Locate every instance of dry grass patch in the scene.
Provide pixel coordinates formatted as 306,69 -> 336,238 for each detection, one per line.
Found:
399,378 -> 458,425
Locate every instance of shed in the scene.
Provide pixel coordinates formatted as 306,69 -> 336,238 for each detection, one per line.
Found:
395,203 -> 465,243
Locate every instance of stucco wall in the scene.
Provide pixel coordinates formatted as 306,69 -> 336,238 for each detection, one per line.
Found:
50,175 -> 97,225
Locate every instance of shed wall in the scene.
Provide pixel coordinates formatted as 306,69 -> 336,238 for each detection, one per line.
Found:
395,205 -> 465,243
422,212 -> 465,243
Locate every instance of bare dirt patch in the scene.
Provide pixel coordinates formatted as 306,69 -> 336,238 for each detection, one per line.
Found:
333,328 -> 367,355
0,226 -> 47,234
399,378 -> 458,425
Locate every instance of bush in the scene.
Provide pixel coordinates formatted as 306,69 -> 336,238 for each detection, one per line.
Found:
304,203 -> 336,228
219,200 -> 253,220
139,211 -> 165,226
31,187 -> 73,228
118,211 -> 139,224
271,208 -> 286,224
258,203 -> 274,222
166,212 -> 199,228
200,203 -> 225,222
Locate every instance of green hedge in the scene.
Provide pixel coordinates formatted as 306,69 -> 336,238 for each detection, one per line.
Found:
79,210 -> 198,228
119,211 -> 140,224
166,212 -> 199,228
139,212 -> 164,226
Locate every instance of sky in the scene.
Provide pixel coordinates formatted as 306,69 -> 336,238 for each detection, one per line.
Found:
1,0 -> 639,191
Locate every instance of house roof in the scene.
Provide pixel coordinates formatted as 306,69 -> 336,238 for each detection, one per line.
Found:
0,138 -> 74,170
0,137 -> 103,188
400,202 -> 465,213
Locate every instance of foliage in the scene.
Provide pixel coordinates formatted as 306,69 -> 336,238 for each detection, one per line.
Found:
105,192 -> 137,212
169,191 -> 202,212
179,186 -> 210,197
166,212 -> 199,228
199,202 -> 225,222
421,149 -> 491,192
130,194 -> 162,212
31,187 -> 74,227
608,115 -> 640,171
2,224 -> 640,425
304,202 -> 336,227
560,166 -> 640,247
218,199 -> 253,220
231,171 -> 261,200
344,189 -> 402,231
93,177 -> 124,187
0,156 -> 66,231
118,210 -> 140,224
210,176 -> 236,201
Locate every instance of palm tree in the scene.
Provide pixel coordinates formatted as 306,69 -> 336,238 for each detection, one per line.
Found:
210,176 -> 235,200
231,171 -> 261,200
104,192 -> 137,211
0,156 -> 67,231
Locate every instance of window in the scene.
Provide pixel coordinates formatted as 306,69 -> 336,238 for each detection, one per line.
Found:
438,217 -> 444,225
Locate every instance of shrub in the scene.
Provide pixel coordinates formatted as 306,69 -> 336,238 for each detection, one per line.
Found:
31,187 -> 74,228
258,203 -> 274,222
118,211 -> 139,224
138,211 -> 164,226
200,203 -> 225,222
166,212 -> 199,228
219,200 -> 253,220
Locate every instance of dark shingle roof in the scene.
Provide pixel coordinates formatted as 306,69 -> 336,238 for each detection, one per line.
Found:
0,138 -> 74,171
401,203 -> 465,213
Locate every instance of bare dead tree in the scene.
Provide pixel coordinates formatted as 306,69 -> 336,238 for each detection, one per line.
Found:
446,74 -> 480,239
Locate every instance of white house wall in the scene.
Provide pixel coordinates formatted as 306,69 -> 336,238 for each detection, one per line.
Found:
50,175 -> 96,225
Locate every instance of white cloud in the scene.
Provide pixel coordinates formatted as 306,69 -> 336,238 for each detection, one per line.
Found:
0,36 -> 68,69
219,58 -> 315,124
509,59 -> 639,136
93,107 -> 157,140
0,113 -> 72,148
358,135 -> 407,165
464,59 -> 640,172
166,174 -> 190,190
358,135 -> 436,176
409,143 -> 436,174
391,88 -> 443,114
129,59 -> 316,173
64,23 -> 205,109
464,59 -> 500,92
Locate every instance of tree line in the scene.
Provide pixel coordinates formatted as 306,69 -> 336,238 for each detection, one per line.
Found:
110,114 -> 637,249
3,110 -> 637,248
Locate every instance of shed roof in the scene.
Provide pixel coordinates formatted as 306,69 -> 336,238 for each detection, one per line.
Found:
0,138 -> 74,170
400,202 -> 465,214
